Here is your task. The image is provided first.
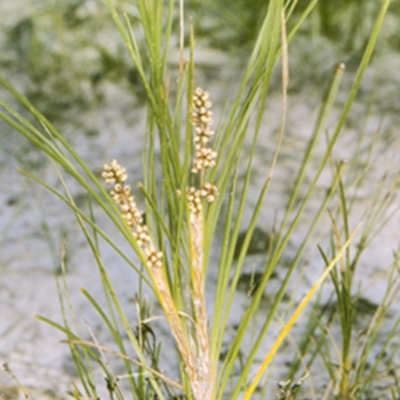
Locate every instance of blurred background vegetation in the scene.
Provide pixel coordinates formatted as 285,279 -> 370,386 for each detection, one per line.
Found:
189,0 -> 399,51
1,0 -> 399,122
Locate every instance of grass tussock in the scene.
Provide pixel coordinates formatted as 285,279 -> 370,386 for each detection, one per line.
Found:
0,0 -> 399,399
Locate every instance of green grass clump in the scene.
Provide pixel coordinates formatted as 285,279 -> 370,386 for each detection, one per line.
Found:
0,0 -> 398,399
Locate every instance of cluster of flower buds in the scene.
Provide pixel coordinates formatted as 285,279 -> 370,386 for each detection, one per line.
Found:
186,183 -> 218,217
187,88 -> 219,217
191,88 -> 217,174
102,160 -> 162,269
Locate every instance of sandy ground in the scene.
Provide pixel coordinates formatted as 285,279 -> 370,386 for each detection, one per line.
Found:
1,5 -> 400,397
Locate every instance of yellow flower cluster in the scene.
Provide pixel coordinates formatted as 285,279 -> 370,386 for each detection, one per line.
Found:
191,88 -> 217,174
188,88 -> 218,216
102,160 -> 162,269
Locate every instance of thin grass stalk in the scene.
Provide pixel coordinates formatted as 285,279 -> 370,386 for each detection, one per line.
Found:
19,168 -> 153,286
213,47 -> 338,381
354,254 -> 400,395
244,222 -> 362,399
208,1 -> 284,188
0,90 -> 152,271
86,199 -> 139,396
60,249 -> 102,399
229,161 -> 347,398
84,324 -> 126,400
209,8 -> 287,366
335,183 -> 354,399
102,163 -> 196,394
189,210 -> 213,399
273,0 -> 390,267
364,317 -> 400,393
286,289 -> 326,381
47,245 -> 103,397
210,165 -> 239,364
359,175 -> 400,247
158,26 -> 195,299
0,99 -> 64,158
62,338 -> 184,391
58,169 -> 166,398
318,247 -> 353,399
167,27 -> 195,301
88,230 -> 152,396
344,109 -> 380,195
215,120 -> 268,336
286,0 -> 320,42
321,178 -> 397,399
215,10 -> 287,394
36,316 -> 101,398
81,289 -> 137,391
0,79 -> 112,195
356,270 -> 399,384
337,178 -> 351,271
277,63 -> 345,242
217,177 -> 271,396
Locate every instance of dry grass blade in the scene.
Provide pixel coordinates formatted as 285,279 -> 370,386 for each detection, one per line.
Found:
60,339 -> 183,391
244,222 -> 363,398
